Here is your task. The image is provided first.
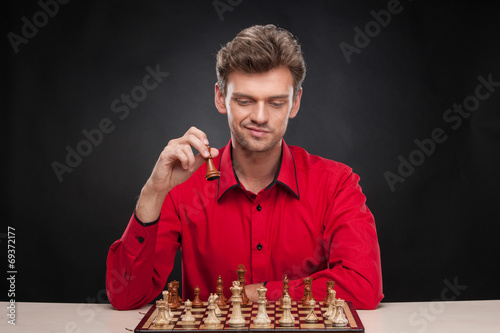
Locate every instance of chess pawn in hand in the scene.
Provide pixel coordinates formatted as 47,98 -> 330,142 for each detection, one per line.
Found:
205,146 -> 220,180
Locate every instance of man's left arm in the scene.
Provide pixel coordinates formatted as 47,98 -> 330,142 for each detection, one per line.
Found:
257,170 -> 384,309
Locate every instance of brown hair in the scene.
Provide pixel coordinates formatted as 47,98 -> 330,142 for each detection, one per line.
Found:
216,24 -> 306,98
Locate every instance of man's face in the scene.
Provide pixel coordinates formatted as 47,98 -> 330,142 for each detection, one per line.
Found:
215,66 -> 302,154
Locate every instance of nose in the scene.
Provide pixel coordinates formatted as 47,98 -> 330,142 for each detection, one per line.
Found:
250,101 -> 269,124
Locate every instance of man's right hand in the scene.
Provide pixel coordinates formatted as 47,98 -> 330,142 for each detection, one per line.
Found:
135,127 -> 219,223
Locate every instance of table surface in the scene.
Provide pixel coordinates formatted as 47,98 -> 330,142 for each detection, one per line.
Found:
2,300 -> 500,333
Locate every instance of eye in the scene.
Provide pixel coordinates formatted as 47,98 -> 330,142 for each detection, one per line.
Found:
270,101 -> 286,108
235,98 -> 252,105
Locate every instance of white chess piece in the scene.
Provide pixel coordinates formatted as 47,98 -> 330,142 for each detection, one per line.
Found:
154,300 -> 170,327
324,288 -> 336,319
331,299 -> 348,327
278,294 -> 295,326
204,293 -> 221,328
213,294 -> 222,317
305,299 -> 319,323
253,286 -> 271,327
228,281 -> 245,327
182,299 -> 195,323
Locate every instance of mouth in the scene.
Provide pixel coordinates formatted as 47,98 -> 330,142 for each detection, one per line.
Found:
245,126 -> 271,138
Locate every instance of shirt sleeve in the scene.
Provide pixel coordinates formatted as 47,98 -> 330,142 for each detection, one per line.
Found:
106,194 -> 181,310
265,170 -> 384,310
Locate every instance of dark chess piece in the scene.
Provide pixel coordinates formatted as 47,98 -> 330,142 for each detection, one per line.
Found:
205,146 -> 220,181
216,275 -> 227,307
236,264 -> 249,306
170,285 -> 181,309
279,275 -> 289,309
192,286 -> 204,308
323,280 -> 335,307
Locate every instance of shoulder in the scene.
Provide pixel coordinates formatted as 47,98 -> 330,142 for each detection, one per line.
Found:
288,145 -> 353,177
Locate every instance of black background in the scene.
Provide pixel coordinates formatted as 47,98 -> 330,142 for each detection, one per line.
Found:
5,0 -> 500,305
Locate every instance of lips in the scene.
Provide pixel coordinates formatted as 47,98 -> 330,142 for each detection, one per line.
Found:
246,126 -> 270,137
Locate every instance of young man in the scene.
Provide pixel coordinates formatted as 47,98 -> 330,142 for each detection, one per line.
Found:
106,24 -> 383,311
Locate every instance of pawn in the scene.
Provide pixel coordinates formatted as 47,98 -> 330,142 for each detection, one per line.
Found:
205,146 -> 220,181
305,299 -> 319,323
182,299 -> 196,323
154,300 -> 170,328
192,286 -> 204,308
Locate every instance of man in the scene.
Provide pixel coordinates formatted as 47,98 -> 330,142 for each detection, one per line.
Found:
106,24 -> 383,311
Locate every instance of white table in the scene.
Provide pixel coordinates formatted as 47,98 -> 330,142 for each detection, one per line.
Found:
2,300 -> 499,332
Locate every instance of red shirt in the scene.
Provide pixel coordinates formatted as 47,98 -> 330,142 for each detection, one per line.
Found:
106,140 -> 383,310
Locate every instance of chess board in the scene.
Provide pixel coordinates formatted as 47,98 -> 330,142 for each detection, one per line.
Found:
133,300 -> 364,332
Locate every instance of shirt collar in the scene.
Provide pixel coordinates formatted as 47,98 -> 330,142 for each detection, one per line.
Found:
217,139 -> 299,201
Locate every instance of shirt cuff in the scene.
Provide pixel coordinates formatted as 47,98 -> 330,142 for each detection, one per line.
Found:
134,210 -> 160,226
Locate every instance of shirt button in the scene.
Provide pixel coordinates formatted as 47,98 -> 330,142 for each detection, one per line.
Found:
136,236 -> 144,243
257,243 -> 263,251
256,204 -> 262,211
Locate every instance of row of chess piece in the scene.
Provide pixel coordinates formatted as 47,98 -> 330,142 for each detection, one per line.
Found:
153,274 -> 348,328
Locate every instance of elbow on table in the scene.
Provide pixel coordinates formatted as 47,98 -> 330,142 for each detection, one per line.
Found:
351,283 -> 384,310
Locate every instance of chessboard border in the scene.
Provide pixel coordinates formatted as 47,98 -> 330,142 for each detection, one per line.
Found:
134,301 -> 364,333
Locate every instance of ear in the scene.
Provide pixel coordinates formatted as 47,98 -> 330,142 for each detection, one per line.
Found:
214,83 -> 227,115
289,88 -> 302,119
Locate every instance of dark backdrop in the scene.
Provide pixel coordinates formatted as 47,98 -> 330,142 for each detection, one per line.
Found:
5,0 -> 500,306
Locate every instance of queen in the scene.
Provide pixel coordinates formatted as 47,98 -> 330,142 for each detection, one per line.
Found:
227,281 -> 245,327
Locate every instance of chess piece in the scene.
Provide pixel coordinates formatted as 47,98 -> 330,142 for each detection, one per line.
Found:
213,294 -> 222,317
204,294 -> 221,328
302,282 -> 313,307
216,275 -> 227,306
305,299 -> 319,323
323,280 -> 335,307
192,286 -> 204,308
330,299 -> 348,327
279,275 -> 289,309
173,280 -> 182,303
227,281 -> 245,327
170,285 -> 181,309
324,289 -> 337,319
236,264 -> 249,306
205,146 -> 220,181
301,277 -> 313,306
278,294 -> 295,327
182,299 -> 196,323
162,290 -> 174,320
253,286 -> 271,327
153,300 -> 170,327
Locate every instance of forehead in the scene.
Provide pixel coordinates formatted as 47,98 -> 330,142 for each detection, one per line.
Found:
226,66 -> 294,97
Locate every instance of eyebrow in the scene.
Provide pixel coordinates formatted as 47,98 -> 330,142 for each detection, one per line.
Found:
233,92 -> 290,99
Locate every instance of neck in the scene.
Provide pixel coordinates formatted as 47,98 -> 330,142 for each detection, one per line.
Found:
232,140 -> 282,194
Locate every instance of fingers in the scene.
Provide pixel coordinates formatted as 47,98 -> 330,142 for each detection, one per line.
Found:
163,127 -> 216,172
